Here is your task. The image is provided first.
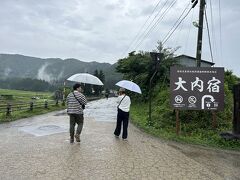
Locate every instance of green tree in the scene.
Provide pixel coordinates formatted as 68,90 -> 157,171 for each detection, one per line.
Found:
0,78 -> 56,92
116,42 -> 177,100
83,84 -> 92,96
98,70 -> 105,95
99,70 -> 105,84
224,70 -> 240,91
92,69 -> 105,96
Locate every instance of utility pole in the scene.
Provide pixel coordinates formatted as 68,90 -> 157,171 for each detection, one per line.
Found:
148,52 -> 162,125
195,0 -> 218,129
195,0 -> 206,67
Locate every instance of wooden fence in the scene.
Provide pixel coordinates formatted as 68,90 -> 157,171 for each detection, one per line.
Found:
0,96 -> 101,116
0,100 -> 59,116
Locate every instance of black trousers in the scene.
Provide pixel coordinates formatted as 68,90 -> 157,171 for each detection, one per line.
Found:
114,108 -> 129,139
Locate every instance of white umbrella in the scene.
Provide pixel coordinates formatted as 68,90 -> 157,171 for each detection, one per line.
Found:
67,73 -> 104,85
115,80 -> 142,94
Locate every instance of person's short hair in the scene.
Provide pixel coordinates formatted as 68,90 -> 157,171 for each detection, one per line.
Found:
119,87 -> 125,92
73,83 -> 81,90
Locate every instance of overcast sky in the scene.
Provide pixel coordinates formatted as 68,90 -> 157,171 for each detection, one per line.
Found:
0,0 -> 239,76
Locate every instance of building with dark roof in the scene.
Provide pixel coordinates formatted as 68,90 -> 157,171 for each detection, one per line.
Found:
175,54 -> 214,67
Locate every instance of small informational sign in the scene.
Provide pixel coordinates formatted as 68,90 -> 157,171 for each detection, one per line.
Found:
170,66 -> 224,111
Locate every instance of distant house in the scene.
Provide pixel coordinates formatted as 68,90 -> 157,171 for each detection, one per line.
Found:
174,54 -> 214,67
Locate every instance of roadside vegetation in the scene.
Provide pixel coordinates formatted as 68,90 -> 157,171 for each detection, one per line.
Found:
116,42 -> 240,150
0,88 -> 102,123
0,88 -> 65,123
0,88 -> 53,101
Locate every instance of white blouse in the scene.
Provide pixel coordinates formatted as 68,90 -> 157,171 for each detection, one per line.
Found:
117,94 -> 131,112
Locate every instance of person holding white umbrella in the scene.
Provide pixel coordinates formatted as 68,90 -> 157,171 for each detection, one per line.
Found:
66,83 -> 87,143
114,87 -> 131,140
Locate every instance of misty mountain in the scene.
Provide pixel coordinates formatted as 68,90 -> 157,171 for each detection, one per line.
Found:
0,54 -> 122,88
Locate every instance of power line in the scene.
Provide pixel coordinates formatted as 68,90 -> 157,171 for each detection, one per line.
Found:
121,0 -> 163,57
162,6 -> 193,45
172,3 -> 191,49
218,0 -> 223,62
161,2 -> 191,45
209,0 -> 217,60
205,9 -> 214,63
130,0 -> 171,51
174,18 -> 185,46
133,0 -> 177,51
184,8 -> 195,54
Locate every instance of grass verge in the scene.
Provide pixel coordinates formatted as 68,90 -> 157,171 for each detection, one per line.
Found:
130,103 -> 240,151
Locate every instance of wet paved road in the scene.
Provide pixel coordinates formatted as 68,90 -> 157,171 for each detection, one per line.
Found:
0,98 -> 239,180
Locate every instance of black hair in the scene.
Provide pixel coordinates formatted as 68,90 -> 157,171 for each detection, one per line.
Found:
73,83 -> 81,90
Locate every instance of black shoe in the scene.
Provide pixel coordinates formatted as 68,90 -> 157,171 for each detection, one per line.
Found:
75,134 -> 80,142
114,135 -> 119,138
70,138 -> 74,143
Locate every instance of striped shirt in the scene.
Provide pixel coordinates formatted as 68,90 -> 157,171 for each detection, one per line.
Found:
67,91 -> 87,114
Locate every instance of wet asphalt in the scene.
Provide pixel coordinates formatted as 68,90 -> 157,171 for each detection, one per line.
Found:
0,97 -> 239,180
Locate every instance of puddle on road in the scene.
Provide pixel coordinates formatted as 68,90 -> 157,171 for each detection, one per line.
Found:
37,125 -> 61,131
19,124 -> 68,137
17,98 -> 118,136
54,111 -> 67,116
183,151 -> 202,158
151,144 -> 158,149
